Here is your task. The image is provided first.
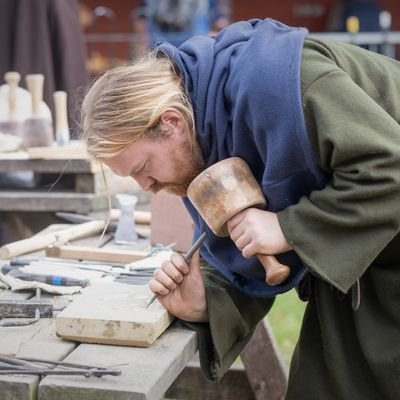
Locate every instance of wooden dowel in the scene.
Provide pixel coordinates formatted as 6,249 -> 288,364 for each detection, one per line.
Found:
109,209 -> 151,225
0,220 -> 106,259
46,244 -> 149,264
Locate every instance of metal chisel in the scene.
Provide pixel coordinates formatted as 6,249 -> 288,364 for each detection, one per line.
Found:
146,232 -> 207,308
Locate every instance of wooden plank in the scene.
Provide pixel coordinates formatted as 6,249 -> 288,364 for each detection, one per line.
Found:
39,322 -> 197,400
0,291 -> 77,400
0,292 -> 74,357
26,145 -> 89,160
15,318 -> 76,360
110,209 -> 152,225
0,299 -> 53,318
0,220 -> 106,259
0,158 -> 98,174
0,317 -> 52,357
56,283 -> 174,347
0,192 -> 110,213
46,244 -> 149,264
0,152 -> 29,161
240,319 -> 288,400
0,377 -> 37,400
0,290 -> 32,301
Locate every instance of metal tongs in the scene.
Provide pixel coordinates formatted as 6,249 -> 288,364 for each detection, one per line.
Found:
0,356 -> 122,378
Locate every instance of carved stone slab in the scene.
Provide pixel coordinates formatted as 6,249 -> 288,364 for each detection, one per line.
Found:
56,282 -> 174,347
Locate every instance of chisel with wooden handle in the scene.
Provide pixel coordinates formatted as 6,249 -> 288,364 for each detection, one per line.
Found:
0,220 -> 106,259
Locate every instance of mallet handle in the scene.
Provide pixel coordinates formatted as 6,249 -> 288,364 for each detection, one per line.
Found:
257,254 -> 290,286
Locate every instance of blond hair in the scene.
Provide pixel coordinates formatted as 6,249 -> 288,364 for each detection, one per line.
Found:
80,52 -> 195,159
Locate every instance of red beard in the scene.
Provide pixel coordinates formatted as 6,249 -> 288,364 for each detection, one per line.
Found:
149,137 -> 204,197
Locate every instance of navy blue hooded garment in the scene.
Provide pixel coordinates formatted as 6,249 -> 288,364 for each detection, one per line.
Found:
159,19 -> 328,297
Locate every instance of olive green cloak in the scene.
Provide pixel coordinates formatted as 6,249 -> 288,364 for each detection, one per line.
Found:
195,37 -> 400,400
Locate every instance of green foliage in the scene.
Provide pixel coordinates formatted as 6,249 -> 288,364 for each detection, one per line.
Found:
267,289 -> 306,366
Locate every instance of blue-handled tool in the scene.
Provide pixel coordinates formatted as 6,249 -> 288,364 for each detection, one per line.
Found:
7,269 -> 90,287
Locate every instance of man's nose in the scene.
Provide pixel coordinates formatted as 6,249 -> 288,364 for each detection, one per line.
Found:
133,175 -> 155,191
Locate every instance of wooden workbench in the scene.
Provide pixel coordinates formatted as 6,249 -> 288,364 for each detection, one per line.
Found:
0,289 -> 197,400
0,225 -> 288,400
0,224 -> 198,400
0,147 -> 149,245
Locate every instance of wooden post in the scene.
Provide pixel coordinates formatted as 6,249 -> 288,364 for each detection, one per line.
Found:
168,318 -> 288,400
241,319 -> 288,400
167,361 -> 256,400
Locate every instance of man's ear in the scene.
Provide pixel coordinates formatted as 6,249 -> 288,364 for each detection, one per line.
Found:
159,109 -> 183,136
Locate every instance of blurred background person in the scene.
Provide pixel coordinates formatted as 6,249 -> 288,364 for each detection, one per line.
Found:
0,0 -> 89,245
326,0 -> 387,54
132,0 -> 231,56
0,0 -> 89,137
326,0 -> 383,32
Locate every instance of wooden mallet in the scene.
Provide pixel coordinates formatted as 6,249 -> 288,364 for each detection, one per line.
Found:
187,157 -> 290,286
23,74 -> 53,148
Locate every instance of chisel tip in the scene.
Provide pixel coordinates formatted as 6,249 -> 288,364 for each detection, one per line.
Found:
146,293 -> 158,308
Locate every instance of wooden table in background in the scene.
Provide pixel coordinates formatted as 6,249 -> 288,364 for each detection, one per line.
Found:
0,152 -> 110,214
0,148 -> 147,245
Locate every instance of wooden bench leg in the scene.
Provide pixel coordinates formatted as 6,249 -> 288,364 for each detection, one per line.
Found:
168,318 -> 288,400
241,319 -> 288,400
166,360 -> 256,400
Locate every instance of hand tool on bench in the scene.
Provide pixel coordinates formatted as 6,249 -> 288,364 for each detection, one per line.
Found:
5,257 -> 114,272
6,268 -> 90,287
55,212 -> 150,239
3,258 -> 153,285
187,157 -> 290,286
110,208 -> 151,225
0,288 -> 53,327
0,220 -> 106,259
0,356 -> 121,377
56,211 -> 118,231
146,232 -> 207,308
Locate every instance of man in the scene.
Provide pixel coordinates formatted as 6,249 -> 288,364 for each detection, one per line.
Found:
0,0 -> 88,136
81,19 -> 400,399
132,0 -> 231,56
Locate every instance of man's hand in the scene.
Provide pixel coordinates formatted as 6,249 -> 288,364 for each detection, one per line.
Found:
148,250 -> 208,322
227,208 -> 292,258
